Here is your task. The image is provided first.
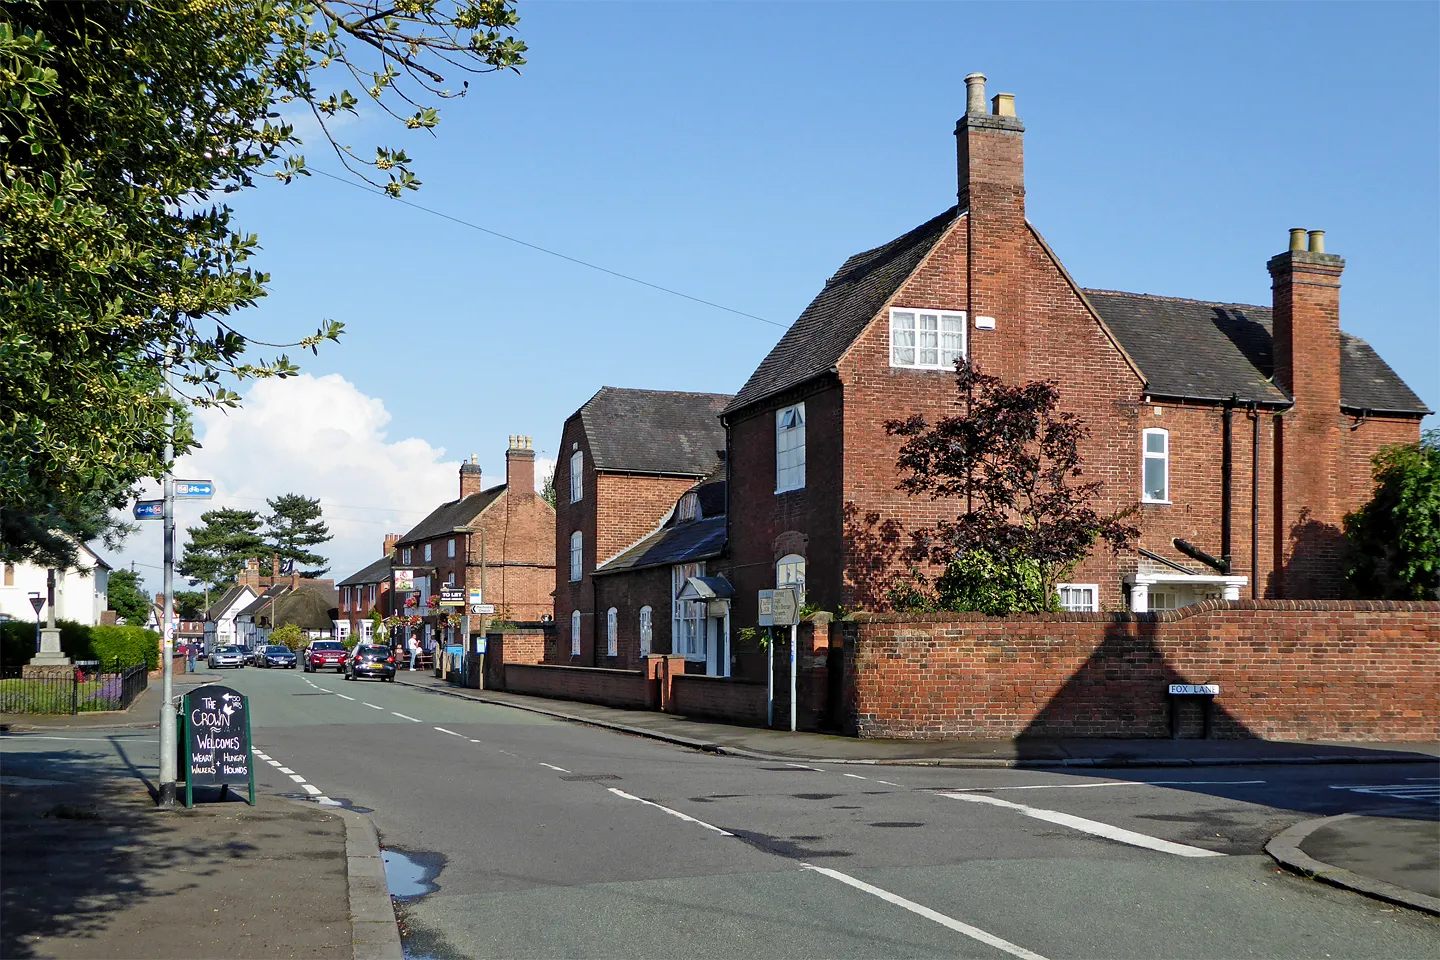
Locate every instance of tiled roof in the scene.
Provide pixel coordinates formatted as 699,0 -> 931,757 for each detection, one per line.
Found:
725,207 -> 959,416
578,387 -> 730,476
393,486 -> 505,548
204,583 -> 255,622
593,516 -> 727,576
338,554 -> 393,587
1085,290 -> 1430,414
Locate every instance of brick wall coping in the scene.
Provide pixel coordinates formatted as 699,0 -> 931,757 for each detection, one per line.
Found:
506,662 -> 644,679
486,625 -> 549,635
847,598 -> 1440,626
670,673 -> 767,688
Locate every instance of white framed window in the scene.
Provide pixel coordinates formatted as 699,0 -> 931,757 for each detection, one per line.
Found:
671,562 -> 707,660
606,608 -> 617,657
890,308 -> 965,369
776,553 -> 806,605
362,620 -> 373,640
424,543 -> 432,562
570,450 -> 583,503
1142,428 -> 1170,503
776,403 -> 806,493
570,609 -> 581,656
368,584 -> 376,606
447,538 -> 455,558
1057,584 -> 1098,612
446,572 -> 455,586
341,587 -> 349,611
677,491 -> 699,522
639,606 -> 652,656
570,531 -> 583,581
402,547 -> 412,565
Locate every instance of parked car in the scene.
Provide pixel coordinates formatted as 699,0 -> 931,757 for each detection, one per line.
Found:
249,646 -> 268,667
303,640 -> 348,673
208,645 -> 246,669
344,644 -> 396,682
259,644 -> 297,669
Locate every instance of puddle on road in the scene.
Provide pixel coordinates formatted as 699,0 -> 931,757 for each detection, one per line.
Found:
384,848 -> 444,900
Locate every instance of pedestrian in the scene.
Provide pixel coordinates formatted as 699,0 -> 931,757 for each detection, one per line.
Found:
408,635 -> 419,671
186,641 -> 197,673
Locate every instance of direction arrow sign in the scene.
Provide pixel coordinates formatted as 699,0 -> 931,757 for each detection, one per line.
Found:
134,500 -> 165,519
173,480 -> 215,499
470,603 -> 495,615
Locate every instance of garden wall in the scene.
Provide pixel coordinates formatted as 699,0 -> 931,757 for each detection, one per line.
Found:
503,663 -> 654,710
669,674 -> 768,727
841,600 -> 1440,741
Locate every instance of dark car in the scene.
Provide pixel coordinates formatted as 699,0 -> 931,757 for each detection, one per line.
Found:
304,640 -> 348,673
260,644 -> 297,669
344,644 -> 396,682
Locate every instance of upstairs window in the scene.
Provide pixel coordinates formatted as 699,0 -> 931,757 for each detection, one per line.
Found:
677,492 -> 699,522
570,609 -> 581,656
776,403 -> 806,493
424,543 -> 432,562
890,308 -> 965,370
447,538 -> 455,558
1058,584 -> 1098,612
606,608 -> 618,657
402,547 -> 412,565
1142,428 -> 1170,503
639,606 -> 652,657
368,584 -> 376,606
570,531 -> 583,582
570,451 -> 583,503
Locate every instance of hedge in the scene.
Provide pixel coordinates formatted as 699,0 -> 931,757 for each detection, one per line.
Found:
0,620 -> 158,670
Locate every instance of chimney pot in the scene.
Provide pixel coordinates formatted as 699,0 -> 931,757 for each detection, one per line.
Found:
1307,229 -> 1325,254
964,72 -> 987,115
991,93 -> 1016,117
1288,228 -> 1307,252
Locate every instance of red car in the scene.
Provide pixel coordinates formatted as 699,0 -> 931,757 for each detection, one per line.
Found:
303,640 -> 348,673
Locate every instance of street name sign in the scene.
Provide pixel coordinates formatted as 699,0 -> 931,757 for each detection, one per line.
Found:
134,500 -> 164,519
1168,683 -> 1220,696
179,684 -> 255,808
173,480 -> 215,499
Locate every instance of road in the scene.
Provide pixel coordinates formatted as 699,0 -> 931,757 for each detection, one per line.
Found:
10,665 -> 1439,959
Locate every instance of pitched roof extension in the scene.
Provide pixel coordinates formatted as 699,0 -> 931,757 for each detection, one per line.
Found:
594,471 -> 728,576
338,554 -> 393,587
1085,290 -> 1430,415
725,207 -> 959,417
393,486 -> 505,548
578,387 -> 731,477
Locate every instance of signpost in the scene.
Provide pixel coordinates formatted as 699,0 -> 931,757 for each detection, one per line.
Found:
179,684 -> 254,808
762,588 -> 799,731
173,480 -> 215,499
133,500 -> 164,520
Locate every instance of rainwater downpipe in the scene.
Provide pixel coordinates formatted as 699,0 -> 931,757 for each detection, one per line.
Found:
1248,403 -> 1260,599
1221,397 -> 1235,575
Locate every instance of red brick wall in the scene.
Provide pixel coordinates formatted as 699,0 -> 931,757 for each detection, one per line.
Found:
1340,415 -> 1422,519
670,674 -> 768,727
842,601 -> 1440,741
503,662 -> 655,710
484,627 -> 546,689
593,565 -> 673,670
596,474 -> 697,565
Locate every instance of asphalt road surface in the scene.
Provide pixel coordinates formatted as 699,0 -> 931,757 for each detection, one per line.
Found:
20,665 -> 1440,959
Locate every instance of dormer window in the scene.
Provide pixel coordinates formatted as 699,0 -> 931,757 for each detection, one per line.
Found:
677,492 -> 699,522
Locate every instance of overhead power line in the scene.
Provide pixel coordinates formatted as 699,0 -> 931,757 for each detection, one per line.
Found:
309,166 -> 787,330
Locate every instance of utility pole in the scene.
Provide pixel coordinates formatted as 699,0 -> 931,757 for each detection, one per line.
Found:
158,357 -> 177,808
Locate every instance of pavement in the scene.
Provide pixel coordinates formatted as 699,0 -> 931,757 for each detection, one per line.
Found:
0,669 -> 402,960
395,669 -> 1440,917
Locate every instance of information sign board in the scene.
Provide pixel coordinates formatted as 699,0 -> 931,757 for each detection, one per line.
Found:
173,480 -> 215,499
468,587 -> 484,605
770,588 -> 799,627
437,586 -> 465,607
180,684 -> 255,808
758,589 -> 774,627
133,500 -> 164,519
394,569 -> 414,591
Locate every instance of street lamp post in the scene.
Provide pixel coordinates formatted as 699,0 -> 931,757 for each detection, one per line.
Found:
157,360 -> 178,808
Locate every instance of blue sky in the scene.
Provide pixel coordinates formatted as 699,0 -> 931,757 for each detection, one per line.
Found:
112,1 -> 1439,587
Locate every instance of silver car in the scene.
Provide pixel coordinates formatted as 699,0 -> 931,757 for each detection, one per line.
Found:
208,645 -> 247,669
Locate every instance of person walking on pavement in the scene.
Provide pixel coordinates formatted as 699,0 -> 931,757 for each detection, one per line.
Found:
408,635 -> 419,671
186,641 -> 197,673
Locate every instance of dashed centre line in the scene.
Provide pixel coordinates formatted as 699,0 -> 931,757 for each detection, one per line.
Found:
335,694 -> 356,701
392,712 -> 421,722
278,767 -> 295,775
539,762 -> 570,773
434,727 -> 464,737
363,703 -> 383,710
843,773 -> 869,780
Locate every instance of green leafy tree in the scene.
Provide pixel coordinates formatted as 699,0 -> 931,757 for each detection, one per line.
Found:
1344,430 -> 1440,600
172,590 -> 208,620
263,493 -> 331,576
268,622 -> 305,652
369,608 -> 389,645
540,472 -> 558,508
106,568 -> 151,626
178,508 -> 264,588
0,1 -> 526,567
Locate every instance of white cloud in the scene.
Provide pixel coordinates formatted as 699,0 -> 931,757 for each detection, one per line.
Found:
110,374 -> 460,590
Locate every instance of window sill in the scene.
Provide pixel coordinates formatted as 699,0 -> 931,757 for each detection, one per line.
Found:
1141,499 -> 1172,506
888,362 -> 964,372
775,486 -> 805,496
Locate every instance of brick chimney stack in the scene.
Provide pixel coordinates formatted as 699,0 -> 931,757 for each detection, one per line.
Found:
1268,227 -> 1344,598
459,454 -> 483,498
506,435 -> 535,500
383,534 -> 401,556
957,72 -> 1027,381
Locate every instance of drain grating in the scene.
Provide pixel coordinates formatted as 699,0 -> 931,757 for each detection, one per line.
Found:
559,774 -> 621,782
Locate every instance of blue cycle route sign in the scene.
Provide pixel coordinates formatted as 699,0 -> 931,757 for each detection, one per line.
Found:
174,480 -> 215,499
133,500 -> 164,520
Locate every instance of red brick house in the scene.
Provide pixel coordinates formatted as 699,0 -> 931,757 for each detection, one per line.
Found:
337,534 -> 399,642
554,388 -> 730,666
719,73 -> 1427,629
392,437 -> 555,654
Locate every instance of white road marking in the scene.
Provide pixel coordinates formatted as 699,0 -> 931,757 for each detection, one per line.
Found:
288,774 -> 306,783
539,762 -> 570,773
317,797 -> 341,806
843,773 -> 869,781
278,767 -> 295,774
784,762 -> 822,771
1330,783 -> 1440,805
363,703 -> 383,710
941,792 -> 1225,858
469,739 -> 482,743
874,780 -> 902,787
254,753 -> 270,761
267,760 -> 282,767
434,727 -> 464,737
799,863 -> 1049,960
947,779 -> 1265,793
335,694 -> 356,701
301,784 -> 321,795
1405,776 -> 1440,781
609,787 -> 733,836
392,712 -> 421,722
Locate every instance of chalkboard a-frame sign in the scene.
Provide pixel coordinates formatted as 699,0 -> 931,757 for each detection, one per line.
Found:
178,684 -> 255,808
